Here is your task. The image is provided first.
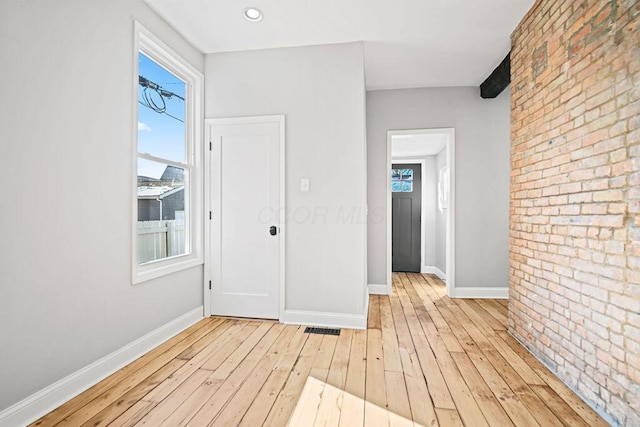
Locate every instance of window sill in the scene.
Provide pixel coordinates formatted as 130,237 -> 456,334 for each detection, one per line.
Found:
132,253 -> 203,285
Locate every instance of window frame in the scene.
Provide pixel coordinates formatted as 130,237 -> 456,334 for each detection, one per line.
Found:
132,22 -> 203,284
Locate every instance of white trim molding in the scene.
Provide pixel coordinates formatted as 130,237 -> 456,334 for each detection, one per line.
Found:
421,266 -> 446,281
368,283 -> 389,295
283,310 -> 367,330
0,307 -> 204,427
451,287 -> 508,299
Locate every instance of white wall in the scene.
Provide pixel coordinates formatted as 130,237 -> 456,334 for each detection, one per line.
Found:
390,156 -> 437,269
367,87 -> 510,288
204,43 -> 368,319
435,148 -> 447,274
424,156 -> 438,268
0,1 -> 204,412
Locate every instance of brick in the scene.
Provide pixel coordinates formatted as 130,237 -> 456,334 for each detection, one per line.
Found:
582,129 -> 610,147
594,136 -> 625,154
582,204 -> 608,214
580,153 -> 610,168
582,179 -> 610,191
593,189 -> 624,202
510,0 -> 638,424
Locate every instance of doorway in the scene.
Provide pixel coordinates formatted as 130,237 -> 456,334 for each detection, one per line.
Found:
205,115 -> 285,320
387,128 -> 455,296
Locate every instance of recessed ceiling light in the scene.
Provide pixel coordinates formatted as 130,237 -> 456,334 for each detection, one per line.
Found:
243,7 -> 263,22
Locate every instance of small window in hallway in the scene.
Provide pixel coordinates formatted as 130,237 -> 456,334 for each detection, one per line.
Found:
391,168 -> 413,192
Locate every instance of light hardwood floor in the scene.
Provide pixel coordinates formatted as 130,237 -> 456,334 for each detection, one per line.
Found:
32,273 -> 607,426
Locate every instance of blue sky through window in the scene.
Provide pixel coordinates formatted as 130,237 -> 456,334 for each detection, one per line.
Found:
138,53 -> 186,179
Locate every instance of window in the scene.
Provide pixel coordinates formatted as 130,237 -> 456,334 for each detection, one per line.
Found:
133,23 -> 203,284
391,168 -> 413,192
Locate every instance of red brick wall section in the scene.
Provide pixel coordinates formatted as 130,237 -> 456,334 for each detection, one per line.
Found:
509,0 -> 639,425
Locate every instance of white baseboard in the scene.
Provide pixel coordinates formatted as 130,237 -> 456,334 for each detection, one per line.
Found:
421,266 -> 446,281
283,309 -> 367,330
451,287 -> 509,299
0,306 -> 204,427
368,283 -> 389,295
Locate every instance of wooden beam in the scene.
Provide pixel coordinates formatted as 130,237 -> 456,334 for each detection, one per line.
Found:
480,51 -> 510,98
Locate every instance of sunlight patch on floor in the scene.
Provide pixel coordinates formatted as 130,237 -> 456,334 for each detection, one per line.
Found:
287,376 -> 420,427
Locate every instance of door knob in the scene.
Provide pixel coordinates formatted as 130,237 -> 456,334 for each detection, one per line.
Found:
269,226 -> 277,236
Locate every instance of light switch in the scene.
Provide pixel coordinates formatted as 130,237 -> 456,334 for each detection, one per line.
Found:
300,178 -> 310,192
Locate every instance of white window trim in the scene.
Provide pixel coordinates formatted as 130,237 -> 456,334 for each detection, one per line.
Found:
132,22 -> 204,284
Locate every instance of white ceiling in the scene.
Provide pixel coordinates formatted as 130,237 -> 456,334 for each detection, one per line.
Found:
392,133 -> 447,158
145,0 -> 534,90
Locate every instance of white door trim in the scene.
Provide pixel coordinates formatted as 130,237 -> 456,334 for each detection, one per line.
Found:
204,115 -> 286,321
387,128 -> 455,297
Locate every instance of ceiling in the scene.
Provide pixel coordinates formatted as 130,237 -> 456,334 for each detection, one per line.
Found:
392,133 -> 447,158
144,0 -> 534,90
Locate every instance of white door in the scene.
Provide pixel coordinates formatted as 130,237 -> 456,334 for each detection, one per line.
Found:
208,116 -> 284,319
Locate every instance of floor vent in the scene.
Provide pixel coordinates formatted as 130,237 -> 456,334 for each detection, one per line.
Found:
304,327 -> 341,336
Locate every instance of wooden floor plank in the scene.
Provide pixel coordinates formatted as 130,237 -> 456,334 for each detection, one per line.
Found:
380,295 -> 403,373
435,408 -> 464,427
465,299 -> 506,331
467,350 -> 541,427
327,328 -> 353,387
108,400 -> 159,427
365,328 -> 388,417
313,379 -> 346,427
212,325 -> 299,427
530,384 -> 591,427
451,352 -> 514,427
36,274 -> 608,427
286,376 -> 326,426
80,358 -> 187,427
313,332 -> 351,426
135,323 -> 255,426
185,323 -> 285,426
384,370 -> 412,422
495,331 -> 609,427
135,322 -> 265,425
479,300 -> 509,326
135,368 -> 214,425
394,276 -> 455,410
238,326 -> 309,427
264,333 -> 325,427
481,349 -> 564,426
310,334 -> 339,382
484,330 -> 546,386
369,294 -> 382,330
338,329 -> 366,427
400,348 -> 438,426
364,329 -> 389,426
134,321 -> 251,408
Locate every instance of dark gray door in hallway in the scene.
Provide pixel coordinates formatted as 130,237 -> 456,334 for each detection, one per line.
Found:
392,163 -> 421,272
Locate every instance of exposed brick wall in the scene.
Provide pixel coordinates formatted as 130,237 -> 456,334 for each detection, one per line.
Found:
509,0 -> 639,425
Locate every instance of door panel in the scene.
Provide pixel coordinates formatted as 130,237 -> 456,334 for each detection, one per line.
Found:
392,164 -> 421,272
210,118 -> 282,319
